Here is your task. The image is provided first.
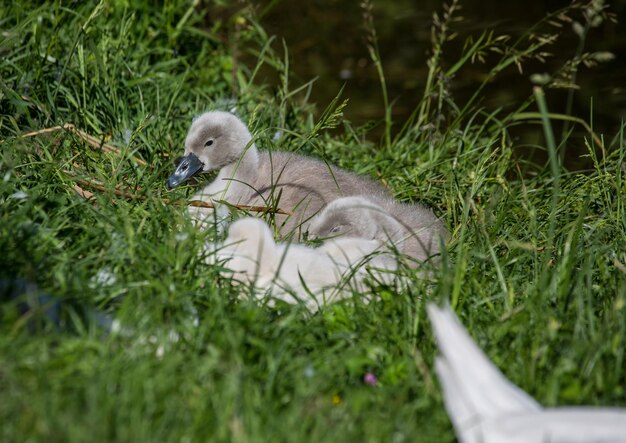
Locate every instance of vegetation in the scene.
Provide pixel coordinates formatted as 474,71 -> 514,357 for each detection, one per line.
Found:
1,1 -> 624,442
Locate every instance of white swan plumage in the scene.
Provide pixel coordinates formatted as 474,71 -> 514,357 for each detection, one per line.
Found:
427,303 -> 626,443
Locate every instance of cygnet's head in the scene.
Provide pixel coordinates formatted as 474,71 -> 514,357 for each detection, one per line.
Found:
308,196 -> 400,241
166,111 -> 254,189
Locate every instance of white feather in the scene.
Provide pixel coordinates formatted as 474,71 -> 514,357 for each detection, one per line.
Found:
427,303 -> 626,443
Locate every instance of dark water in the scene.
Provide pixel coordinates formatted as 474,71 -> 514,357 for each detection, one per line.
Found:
249,0 -> 626,159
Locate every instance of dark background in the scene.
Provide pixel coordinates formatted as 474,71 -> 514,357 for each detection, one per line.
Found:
210,0 -> 626,167
262,1 -> 624,126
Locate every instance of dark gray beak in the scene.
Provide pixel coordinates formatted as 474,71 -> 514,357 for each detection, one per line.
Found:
165,153 -> 204,190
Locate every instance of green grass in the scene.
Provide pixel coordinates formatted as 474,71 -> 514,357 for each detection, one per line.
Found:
1,1 -> 625,442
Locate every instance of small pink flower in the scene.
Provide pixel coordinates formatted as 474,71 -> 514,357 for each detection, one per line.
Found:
363,372 -> 378,386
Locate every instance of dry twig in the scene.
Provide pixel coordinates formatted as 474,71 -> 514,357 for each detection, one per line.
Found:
21,124 -> 147,166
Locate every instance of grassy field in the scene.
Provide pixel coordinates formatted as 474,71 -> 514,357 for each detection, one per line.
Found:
1,1 -> 625,442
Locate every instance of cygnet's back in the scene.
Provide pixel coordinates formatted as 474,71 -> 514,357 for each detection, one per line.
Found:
308,195 -> 448,265
375,195 -> 448,262
247,152 -> 389,235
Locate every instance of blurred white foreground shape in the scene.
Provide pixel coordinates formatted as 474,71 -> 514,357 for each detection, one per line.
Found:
427,304 -> 626,443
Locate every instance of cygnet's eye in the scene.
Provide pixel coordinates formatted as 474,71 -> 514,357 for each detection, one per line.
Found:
205,139 -> 214,147
330,226 -> 342,234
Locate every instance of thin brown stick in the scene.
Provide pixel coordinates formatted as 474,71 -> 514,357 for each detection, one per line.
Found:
21,125 -> 74,137
162,199 -> 292,215
21,124 -> 148,166
186,199 -> 292,216
74,177 -> 143,200
70,174 -> 293,215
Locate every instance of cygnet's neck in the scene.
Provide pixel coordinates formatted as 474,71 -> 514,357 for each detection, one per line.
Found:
221,139 -> 260,181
